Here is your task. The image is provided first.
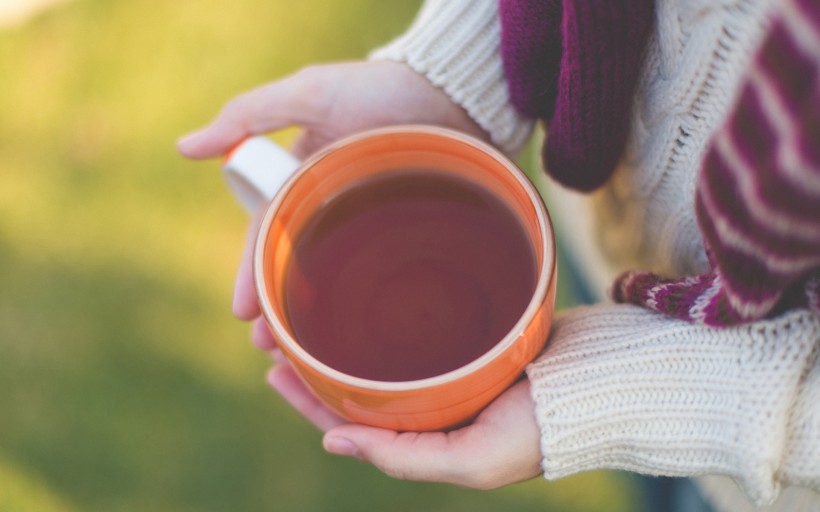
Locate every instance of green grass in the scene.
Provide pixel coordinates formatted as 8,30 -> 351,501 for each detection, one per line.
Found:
0,1 -> 638,510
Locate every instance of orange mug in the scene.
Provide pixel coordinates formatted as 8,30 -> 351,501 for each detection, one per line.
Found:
223,125 -> 556,431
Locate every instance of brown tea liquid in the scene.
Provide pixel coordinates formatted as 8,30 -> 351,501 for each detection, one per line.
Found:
284,170 -> 537,381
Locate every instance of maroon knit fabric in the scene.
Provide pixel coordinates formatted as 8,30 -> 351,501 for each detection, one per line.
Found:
499,0 -> 654,191
499,0 -> 562,119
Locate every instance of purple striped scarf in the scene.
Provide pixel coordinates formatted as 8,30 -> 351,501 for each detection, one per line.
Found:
500,0 -> 820,326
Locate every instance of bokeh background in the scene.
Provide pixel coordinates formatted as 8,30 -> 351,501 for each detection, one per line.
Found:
0,1 -> 641,510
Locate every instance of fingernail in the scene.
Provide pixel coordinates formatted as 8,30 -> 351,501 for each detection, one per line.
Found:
324,436 -> 362,460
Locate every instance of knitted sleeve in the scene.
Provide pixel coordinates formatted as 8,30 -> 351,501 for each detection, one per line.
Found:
368,0 -> 533,155
527,304 -> 820,507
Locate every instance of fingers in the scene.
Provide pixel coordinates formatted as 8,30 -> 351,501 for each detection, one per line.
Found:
267,364 -> 346,432
178,70 -> 329,159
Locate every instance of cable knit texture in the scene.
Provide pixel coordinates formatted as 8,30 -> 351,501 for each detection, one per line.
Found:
540,0 -> 788,304
611,0 -> 820,325
501,0 -> 820,325
368,0 -> 532,155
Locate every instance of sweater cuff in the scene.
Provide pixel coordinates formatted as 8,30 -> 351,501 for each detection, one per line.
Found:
368,0 -> 533,155
527,304 -> 820,506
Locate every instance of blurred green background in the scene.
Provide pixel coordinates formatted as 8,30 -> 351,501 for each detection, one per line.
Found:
0,0 -> 640,510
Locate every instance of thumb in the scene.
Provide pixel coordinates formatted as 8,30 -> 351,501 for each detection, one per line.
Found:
177,71 -> 328,159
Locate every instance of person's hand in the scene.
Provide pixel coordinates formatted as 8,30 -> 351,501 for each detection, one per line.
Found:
260,327 -> 542,489
177,60 -> 489,162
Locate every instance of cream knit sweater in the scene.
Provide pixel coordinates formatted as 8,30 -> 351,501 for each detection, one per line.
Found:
371,1 -> 820,511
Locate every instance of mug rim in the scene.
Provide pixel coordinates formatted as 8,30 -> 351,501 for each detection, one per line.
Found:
254,124 -> 555,392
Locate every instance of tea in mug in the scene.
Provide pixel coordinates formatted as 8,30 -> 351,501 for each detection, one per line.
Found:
284,170 -> 536,381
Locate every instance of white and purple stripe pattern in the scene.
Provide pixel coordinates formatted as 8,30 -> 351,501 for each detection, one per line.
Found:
614,0 -> 820,326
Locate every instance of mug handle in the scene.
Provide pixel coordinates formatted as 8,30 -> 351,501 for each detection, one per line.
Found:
222,136 -> 301,214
